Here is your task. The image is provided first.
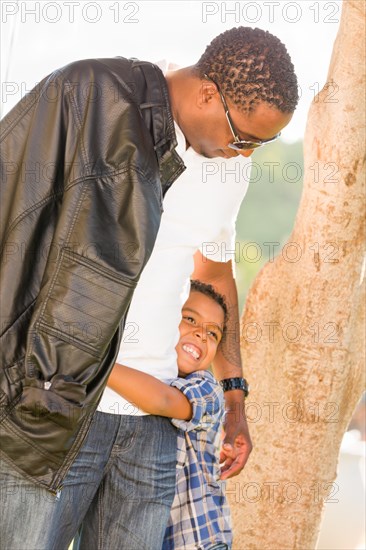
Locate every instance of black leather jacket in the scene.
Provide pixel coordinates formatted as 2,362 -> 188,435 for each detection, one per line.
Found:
0,57 -> 185,492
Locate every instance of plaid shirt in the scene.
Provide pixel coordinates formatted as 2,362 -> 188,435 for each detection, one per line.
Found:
162,371 -> 232,550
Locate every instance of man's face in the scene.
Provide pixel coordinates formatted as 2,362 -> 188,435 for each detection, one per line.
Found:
183,82 -> 293,159
175,291 -> 225,377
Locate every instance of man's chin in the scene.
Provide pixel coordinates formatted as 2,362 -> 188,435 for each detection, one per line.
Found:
190,145 -> 222,159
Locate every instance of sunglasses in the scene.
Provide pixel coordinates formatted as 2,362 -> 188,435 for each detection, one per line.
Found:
204,74 -> 281,151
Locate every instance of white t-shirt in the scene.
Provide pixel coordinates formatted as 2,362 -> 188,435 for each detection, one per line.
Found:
98,62 -> 251,415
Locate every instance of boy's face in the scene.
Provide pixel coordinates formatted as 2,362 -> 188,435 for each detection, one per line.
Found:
176,291 -> 225,376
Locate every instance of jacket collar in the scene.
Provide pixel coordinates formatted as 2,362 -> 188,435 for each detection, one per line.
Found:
131,59 -> 186,196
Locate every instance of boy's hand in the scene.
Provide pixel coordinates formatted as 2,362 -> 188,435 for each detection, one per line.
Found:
219,394 -> 252,479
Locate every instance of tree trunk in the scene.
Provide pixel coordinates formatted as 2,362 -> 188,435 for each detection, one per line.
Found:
230,1 -> 366,548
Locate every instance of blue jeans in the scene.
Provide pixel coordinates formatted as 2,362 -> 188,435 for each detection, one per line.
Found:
0,412 -> 177,550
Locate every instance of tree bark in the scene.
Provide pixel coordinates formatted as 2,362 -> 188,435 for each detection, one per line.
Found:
230,1 -> 366,548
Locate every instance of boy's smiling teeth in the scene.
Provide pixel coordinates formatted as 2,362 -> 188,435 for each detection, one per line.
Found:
182,344 -> 201,360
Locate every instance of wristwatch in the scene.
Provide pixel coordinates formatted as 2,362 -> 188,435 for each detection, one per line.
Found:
220,377 -> 249,397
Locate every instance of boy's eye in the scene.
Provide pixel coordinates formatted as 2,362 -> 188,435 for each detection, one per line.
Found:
207,330 -> 218,341
184,316 -> 195,324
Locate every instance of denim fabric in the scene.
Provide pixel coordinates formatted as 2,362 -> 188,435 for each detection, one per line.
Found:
0,412 -> 177,550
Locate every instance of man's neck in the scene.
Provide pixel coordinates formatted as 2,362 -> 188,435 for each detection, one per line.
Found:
165,66 -> 197,150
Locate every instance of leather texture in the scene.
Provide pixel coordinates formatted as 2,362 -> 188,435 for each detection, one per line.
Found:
0,56 -> 185,491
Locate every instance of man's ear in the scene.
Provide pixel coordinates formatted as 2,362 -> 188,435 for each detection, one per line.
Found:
198,80 -> 218,107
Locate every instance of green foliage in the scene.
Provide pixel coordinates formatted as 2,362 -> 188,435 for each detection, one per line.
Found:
235,139 -> 304,311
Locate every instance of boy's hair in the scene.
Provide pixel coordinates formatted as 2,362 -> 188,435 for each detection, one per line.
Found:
194,26 -> 299,114
190,279 -> 228,331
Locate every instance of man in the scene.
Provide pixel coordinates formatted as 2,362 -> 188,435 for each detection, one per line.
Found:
0,27 -> 298,549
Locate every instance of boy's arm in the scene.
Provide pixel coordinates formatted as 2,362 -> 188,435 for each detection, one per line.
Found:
107,363 -> 192,420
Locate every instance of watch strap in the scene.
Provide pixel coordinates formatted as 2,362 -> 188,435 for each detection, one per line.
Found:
219,377 -> 249,397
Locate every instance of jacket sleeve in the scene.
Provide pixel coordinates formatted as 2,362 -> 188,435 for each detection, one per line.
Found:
18,168 -> 161,427
9,61 -> 163,427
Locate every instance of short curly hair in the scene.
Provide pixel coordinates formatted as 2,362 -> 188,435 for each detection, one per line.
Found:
190,279 -> 228,330
195,27 -> 299,114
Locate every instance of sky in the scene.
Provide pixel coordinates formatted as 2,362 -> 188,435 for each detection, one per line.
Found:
1,0 -> 342,141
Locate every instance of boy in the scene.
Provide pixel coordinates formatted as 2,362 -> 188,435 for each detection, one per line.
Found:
107,280 -> 232,550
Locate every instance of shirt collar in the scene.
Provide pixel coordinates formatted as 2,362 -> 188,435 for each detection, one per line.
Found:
131,59 -> 186,195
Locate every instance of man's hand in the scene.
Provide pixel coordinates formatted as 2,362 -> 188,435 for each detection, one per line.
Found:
219,393 -> 252,480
